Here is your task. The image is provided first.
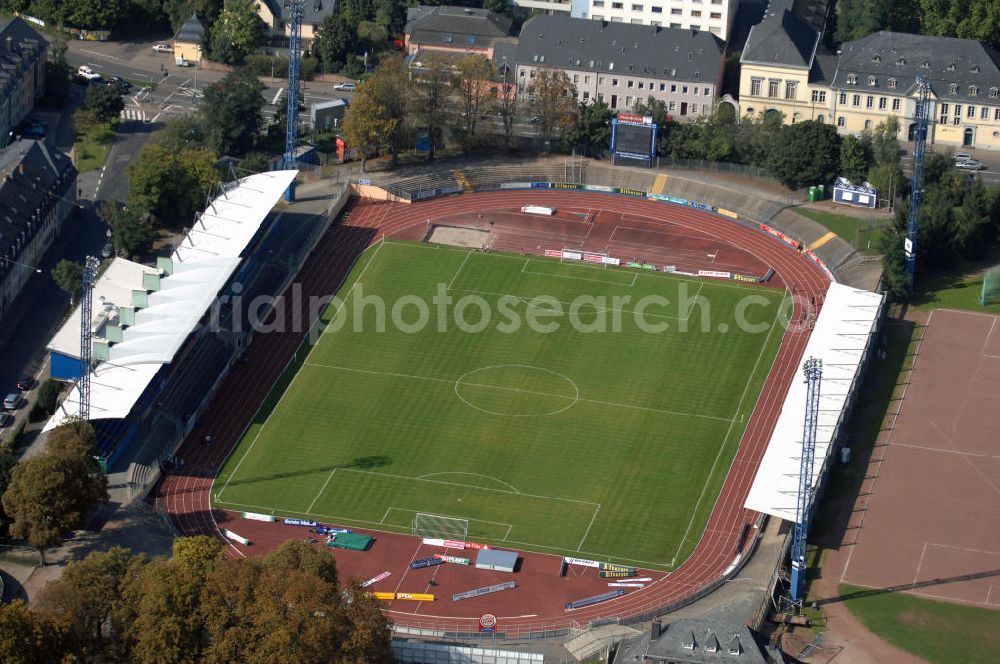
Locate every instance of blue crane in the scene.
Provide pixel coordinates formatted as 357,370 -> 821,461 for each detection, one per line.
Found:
78,256 -> 101,418
283,0 -> 306,202
790,357 -> 823,604
904,77 -> 930,285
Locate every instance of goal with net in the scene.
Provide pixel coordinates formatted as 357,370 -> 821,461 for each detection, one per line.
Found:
411,512 -> 469,541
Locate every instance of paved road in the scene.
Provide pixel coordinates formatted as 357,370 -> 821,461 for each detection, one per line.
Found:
901,145 -> 1000,185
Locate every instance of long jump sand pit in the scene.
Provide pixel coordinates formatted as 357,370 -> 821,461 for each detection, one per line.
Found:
842,309 -> 1000,608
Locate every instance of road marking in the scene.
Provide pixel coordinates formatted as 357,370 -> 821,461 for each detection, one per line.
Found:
809,231 -> 838,250
272,87 -> 285,105
81,49 -> 122,61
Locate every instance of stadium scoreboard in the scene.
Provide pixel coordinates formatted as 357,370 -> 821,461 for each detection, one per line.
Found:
610,113 -> 658,168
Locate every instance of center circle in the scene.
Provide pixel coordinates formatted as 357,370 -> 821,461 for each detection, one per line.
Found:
454,365 -> 580,417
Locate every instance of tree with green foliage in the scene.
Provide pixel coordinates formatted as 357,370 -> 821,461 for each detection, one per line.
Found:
1,420 -> 108,564
455,54 -> 495,148
40,36 -> 70,109
126,144 -> 218,229
200,68 -> 265,157
99,200 -> 154,258
33,379 -> 62,419
238,151 -> 271,173
314,14 -> 357,73
412,54 -> 451,161
343,56 -> 410,169
840,134 -> 870,183
208,0 -> 263,65
171,535 -> 222,577
162,0 -> 223,33
497,59 -> 518,151
0,599 -> 72,664
834,0 -> 920,43
557,100 -> 612,156
51,260 -> 83,301
632,96 -> 671,155
526,67 -> 578,143
63,0 -> 130,30
160,115 -> 207,150
767,120 -> 841,189
0,442 -> 17,538
83,84 -> 125,123
375,0 -> 408,32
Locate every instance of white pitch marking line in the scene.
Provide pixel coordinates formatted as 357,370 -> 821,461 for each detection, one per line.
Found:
302,361 -> 735,423
982,316 -> 998,356
446,250 -> 472,291
913,541 -> 929,586
577,504 -> 602,551
306,468 -> 337,513
672,296 -> 785,564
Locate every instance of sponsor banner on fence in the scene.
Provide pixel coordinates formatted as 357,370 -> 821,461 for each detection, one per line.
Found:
583,253 -> 605,263
584,185 -> 615,193
647,193 -> 689,206
608,582 -> 646,588
479,613 -> 498,633
223,529 -> 250,545
242,512 -> 276,522
396,592 -> 435,602
434,554 -> 471,565
716,208 -> 739,219
357,178 -> 372,185
731,273 -> 758,284
422,538 -> 446,547
530,182 -> 551,188
698,270 -> 732,279
372,592 -> 396,600
688,201 -> 713,212
315,526 -> 351,535
562,251 -> 583,261
606,256 -> 621,266
501,182 -> 535,189
412,186 -> 463,201
443,539 -> 467,549
283,518 -> 318,527
544,249 -> 564,258
563,556 -> 602,568
663,265 -> 677,273
551,182 -> 583,190
617,187 -> 646,197
760,224 -> 799,248
361,571 -> 392,588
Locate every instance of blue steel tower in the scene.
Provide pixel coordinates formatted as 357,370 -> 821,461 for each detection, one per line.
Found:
78,256 -> 101,418
790,357 -> 823,604
283,0 -> 306,202
905,77 -> 930,285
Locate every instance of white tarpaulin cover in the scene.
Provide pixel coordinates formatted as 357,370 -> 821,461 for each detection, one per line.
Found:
44,170 -> 297,432
744,282 -> 883,522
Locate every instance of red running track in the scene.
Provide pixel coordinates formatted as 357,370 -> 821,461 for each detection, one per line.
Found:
157,191 -> 829,635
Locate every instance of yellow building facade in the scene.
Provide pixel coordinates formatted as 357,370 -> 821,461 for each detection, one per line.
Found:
739,12 -> 1000,151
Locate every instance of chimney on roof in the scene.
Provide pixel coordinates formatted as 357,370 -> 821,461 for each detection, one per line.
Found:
650,619 -> 662,641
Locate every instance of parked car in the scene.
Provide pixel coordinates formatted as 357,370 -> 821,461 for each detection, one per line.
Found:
153,43 -> 173,53
333,82 -> 357,91
954,152 -> 972,162
175,56 -> 192,67
955,159 -> 986,171
106,76 -> 131,93
15,377 -> 33,391
18,119 -> 46,138
77,65 -> 101,80
527,116 -> 541,125
0,413 -> 12,427
3,394 -> 21,410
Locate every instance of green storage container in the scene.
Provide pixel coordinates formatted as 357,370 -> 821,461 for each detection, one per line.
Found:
808,186 -> 818,202
817,184 -> 825,199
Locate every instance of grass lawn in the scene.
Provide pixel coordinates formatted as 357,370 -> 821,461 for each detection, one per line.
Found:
794,207 -> 885,255
214,240 -> 787,569
912,268 -> 1000,314
74,119 -> 118,174
839,584 -> 1000,664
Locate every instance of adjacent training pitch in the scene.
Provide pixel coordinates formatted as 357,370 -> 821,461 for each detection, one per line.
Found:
213,240 -> 787,570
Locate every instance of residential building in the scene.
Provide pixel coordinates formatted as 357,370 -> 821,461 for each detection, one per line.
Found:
582,0 -> 740,40
612,618 -> 779,663
405,5 -> 514,59
254,0 -> 337,43
0,139 -> 77,321
0,17 -> 47,144
173,13 -> 204,64
516,15 -> 724,116
739,7 -> 1000,151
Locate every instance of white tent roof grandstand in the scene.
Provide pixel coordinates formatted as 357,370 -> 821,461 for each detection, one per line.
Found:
44,170 -> 297,432
744,282 -> 883,522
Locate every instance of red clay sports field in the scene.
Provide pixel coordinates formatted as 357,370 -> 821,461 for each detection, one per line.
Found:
157,190 -> 830,636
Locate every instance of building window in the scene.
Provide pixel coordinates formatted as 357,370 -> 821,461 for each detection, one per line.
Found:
704,87 -> 709,95
597,93 -> 605,103
940,114 -> 949,125
941,103 -> 949,115
888,78 -> 896,89
847,74 -> 857,85
593,0 -> 604,5
867,76 -> 877,86
671,7 -> 681,14
625,96 -> 632,107
970,86 -> 978,96
852,94 -> 861,107
573,74 -> 579,83
864,120 -> 872,129
668,101 -> 677,111
784,81 -> 797,100
671,84 -> 677,92
817,115 -> 825,123
878,97 -> 887,109
692,86 -> 698,95
692,10 -> 702,17
990,87 -> 999,98
628,80 -> 634,88
953,116 -> 961,125
892,98 -> 900,111
584,75 -> 590,83
710,12 -> 721,18
954,104 -> 961,116
866,95 -> 874,108
949,83 -> 958,94
632,3 -> 643,9
811,90 -> 826,103
612,1 -> 623,7
750,78 -> 762,96
612,78 -> 619,86
583,91 -> 590,100
652,6 -> 662,12
838,92 -> 847,104
981,107 -> 989,120
768,80 -> 779,97
837,116 -> 845,127
947,62 -> 956,71
682,85 -> 688,93
995,108 -> 1000,121
968,105 -> 976,118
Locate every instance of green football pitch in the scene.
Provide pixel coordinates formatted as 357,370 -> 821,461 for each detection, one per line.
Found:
213,240 -> 788,570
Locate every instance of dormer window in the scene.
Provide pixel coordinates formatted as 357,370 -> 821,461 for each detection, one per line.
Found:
947,62 -> 956,71
921,61 -> 930,68
888,78 -> 896,89
872,54 -> 881,63
970,86 -> 978,96
949,83 -> 958,94
847,74 -> 857,85
868,75 -> 877,86
990,87 -> 999,99
896,57 -> 906,66
971,65 -> 980,74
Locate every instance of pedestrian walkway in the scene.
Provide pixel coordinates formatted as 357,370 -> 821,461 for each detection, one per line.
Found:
119,108 -> 146,122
